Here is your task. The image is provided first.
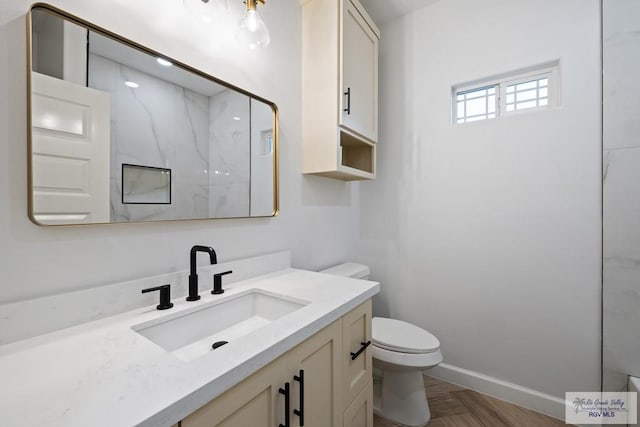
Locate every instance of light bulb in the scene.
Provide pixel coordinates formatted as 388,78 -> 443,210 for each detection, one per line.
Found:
247,9 -> 258,32
236,4 -> 270,49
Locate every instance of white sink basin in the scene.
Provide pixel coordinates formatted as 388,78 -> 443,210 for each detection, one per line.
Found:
132,289 -> 308,362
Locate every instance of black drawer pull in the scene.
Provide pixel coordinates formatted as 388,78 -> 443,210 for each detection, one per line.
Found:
293,369 -> 304,426
279,382 -> 290,427
350,340 -> 372,360
344,87 -> 351,115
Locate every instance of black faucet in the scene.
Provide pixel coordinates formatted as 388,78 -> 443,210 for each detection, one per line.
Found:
187,245 -> 217,301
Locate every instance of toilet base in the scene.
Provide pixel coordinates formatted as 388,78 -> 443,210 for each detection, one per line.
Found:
373,370 -> 431,427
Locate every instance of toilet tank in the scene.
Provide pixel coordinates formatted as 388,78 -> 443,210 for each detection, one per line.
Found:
320,263 -> 370,279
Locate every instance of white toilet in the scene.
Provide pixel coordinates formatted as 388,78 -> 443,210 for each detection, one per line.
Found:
321,263 -> 443,427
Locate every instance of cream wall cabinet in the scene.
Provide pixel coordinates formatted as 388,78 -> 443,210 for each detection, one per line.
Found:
340,0 -> 378,143
181,301 -> 373,427
301,0 -> 380,181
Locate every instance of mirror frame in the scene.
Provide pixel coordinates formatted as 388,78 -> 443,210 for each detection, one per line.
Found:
26,3 -> 279,226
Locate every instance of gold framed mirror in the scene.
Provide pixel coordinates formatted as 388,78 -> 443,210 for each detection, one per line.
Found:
27,3 -> 278,226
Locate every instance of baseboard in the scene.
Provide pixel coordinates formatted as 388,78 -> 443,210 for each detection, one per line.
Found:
428,363 -> 567,422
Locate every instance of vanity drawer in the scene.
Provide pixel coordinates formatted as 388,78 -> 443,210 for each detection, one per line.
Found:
342,300 -> 372,405
343,379 -> 373,427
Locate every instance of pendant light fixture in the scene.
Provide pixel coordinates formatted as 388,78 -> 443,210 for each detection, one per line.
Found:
183,0 -> 270,49
235,0 -> 270,49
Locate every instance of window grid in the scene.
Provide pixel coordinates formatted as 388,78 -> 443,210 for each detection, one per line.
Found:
456,86 -> 497,124
453,68 -> 556,124
505,76 -> 549,112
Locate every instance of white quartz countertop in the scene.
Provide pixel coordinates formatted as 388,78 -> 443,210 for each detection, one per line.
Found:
0,268 -> 379,427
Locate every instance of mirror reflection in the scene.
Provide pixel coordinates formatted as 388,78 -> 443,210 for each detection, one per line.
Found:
29,6 -> 277,225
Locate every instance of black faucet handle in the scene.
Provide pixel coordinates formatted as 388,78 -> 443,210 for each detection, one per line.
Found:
212,270 -> 233,295
142,284 -> 174,310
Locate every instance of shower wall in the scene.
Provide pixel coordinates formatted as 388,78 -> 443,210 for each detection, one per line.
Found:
208,89 -> 251,218
88,54 -> 210,222
602,0 -> 640,391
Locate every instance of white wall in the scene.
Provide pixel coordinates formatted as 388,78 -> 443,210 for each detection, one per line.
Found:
358,0 -> 601,414
0,0 -> 359,303
602,0 -> 640,392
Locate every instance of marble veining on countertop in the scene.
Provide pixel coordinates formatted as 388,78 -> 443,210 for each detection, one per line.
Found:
0,268 -> 379,427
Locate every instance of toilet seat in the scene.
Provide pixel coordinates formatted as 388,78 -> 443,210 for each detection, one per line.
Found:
372,317 -> 440,354
372,345 -> 443,369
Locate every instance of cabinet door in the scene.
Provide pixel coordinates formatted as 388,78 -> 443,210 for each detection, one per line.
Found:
181,358 -> 286,427
342,300 -> 373,405
340,0 -> 378,143
343,380 -> 373,427
286,319 -> 342,427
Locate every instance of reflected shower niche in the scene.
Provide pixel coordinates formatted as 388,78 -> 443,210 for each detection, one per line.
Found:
122,164 -> 171,205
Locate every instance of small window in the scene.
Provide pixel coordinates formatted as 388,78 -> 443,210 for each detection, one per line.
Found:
453,64 -> 558,124
456,86 -> 497,124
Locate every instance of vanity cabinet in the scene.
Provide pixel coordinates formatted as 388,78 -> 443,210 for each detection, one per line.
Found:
343,380 -> 374,427
286,320 -> 342,426
181,301 -> 373,427
342,300 -> 373,404
301,0 -> 380,181
180,355 -> 285,427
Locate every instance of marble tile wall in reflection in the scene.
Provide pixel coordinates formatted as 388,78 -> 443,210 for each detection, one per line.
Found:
250,99 -> 275,216
88,54 -> 209,222
208,89 -> 251,218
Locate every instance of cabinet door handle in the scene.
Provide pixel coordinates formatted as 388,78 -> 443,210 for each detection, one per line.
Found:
344,87 -> 351,115
293,369 -> 305,426
279,382 -> 290,427
350,340 -> 372,360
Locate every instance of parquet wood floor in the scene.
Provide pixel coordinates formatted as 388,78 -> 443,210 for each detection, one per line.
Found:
373,376 -> 568,427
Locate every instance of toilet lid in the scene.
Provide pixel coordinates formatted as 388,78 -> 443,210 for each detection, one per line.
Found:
372,317 -> 440,354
